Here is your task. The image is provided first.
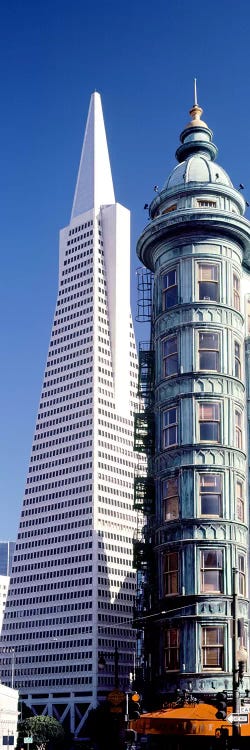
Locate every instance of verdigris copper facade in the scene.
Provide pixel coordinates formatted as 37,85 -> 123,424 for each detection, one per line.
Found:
136,93 -> 250,701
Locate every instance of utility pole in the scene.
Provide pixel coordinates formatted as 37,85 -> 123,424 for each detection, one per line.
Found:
232,567 -> 240,748
114,643 -> 119,689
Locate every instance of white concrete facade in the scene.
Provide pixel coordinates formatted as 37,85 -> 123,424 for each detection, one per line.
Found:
1,93 -> 142,736
0,684 -> 18,750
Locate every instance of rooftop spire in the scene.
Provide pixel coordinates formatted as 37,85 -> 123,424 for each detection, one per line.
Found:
194,77 -> 197,106
71,92 -> 115,220
188,78 -> 205,125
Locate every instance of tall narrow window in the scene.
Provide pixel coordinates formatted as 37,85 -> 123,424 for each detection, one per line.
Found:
236,480 -> 244,522
198,263 -> 219,302
234,341 -> 241,379
199,402 -> 220,443
233,272 -> 240,311
164,628 -> 180,670
162,336 -> 178,377
200,549 -> 223,593
162,269 -> 178,309
247,299 -> 250,335
163,551 -> 179,595
235,410 -> 242,449
198,332 -> 219,371
238,554 -> 246,596
199,474 -> 222,516
202,626 -> 224,670
162,407 -> 178,448
162,477 -> 179,521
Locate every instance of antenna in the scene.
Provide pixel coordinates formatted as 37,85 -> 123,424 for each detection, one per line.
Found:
194,77 -> 198,106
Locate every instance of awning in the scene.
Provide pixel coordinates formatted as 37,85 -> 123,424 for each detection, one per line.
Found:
131,702 -> 250,737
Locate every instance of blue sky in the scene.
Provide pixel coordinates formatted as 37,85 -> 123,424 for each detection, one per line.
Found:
1,0 -> 250,538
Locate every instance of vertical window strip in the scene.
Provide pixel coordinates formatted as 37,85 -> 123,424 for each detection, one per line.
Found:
236,480 -> 244,522
162,269 -> 178,309
200,549 -> 223,593
235,410 -> 243,450
162,336 -> 178,377
163,552 -> 179,595
233,272 -> 240,311
163,407 -> 178,448
164,627 -> 180,671
162,477 -> 179,521
198,332 -> 219,371
199,402 -> 221,443
198,263 -> 219,302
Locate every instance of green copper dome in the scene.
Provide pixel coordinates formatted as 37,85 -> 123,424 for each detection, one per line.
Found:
164,155 -> 233,190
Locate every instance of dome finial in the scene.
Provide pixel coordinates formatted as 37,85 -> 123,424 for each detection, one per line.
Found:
189,78 -> 204,123
176,82 -> 216,162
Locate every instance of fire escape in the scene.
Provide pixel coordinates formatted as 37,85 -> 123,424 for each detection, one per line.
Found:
133,269 -> 155,684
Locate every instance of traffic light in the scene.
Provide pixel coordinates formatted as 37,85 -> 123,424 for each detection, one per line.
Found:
215,727 -> 229,742
221,728 -> 229,740
215,691 -> 227,720
128,692 -> 141,720
124,729 -> 137,746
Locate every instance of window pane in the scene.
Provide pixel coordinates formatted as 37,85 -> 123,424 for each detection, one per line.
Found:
200,403 -> 220,420
199,333 -> 219,349
199,265 -> 218,281
164,270 -> 176,287
201,493 -> 221,515
164,408 -> 177,426
199,281 -> 219,301
165,288 -> 178,308
200,423 -> 219,441
168,426 -> 177,445
168,552 -> 178,571
200,351 -> 219,370
202,550 -> 223,567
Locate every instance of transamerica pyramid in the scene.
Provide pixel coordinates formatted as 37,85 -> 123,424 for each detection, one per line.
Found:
1,93 -> 143,735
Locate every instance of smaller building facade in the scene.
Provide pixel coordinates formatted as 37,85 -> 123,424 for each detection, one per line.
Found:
0,544 -> 15,578
0,684 -> 19,750
0,578 -> 10,635
0,544 -> 15,637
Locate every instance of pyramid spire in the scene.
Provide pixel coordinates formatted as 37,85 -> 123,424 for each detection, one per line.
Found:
71,92 -> 115,219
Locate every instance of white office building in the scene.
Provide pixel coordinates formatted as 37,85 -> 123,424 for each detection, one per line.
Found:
1,93 -> 142,736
